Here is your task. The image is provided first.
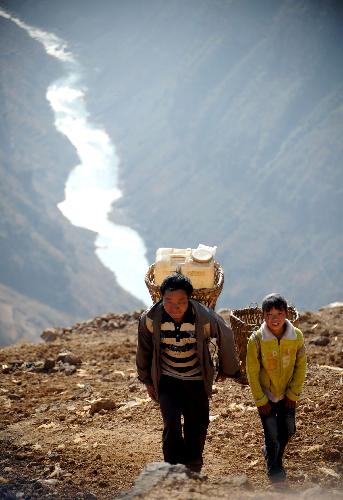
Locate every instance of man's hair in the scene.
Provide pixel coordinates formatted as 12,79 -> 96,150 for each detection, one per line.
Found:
261,293 -> 288,313
160,273 -> 194,297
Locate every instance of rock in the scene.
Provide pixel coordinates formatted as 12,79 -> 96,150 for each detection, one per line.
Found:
7,392 -> 22,400
39,478 -> 59,486
41,328 -> 62,342
309,336 -> 330,346
320,302 -> 343,310
35,404 -> 49,414
57,351 -> 82,365
218,430 -> 232,439
220,409 -> 230,418
108,319 -> 120,329
84,493 -> 97,500
318,466 -> 340,479
64,364 -> 77,375
322,448 -> 341,462
300,485 -> 324,498
89,398 -> 116,415
222,473 -> 249,487
118,462 -> 204,499
98,480 -> 109,488
49,464 -> 63,478
43,358 -> 56,371
132,310 -> 144,320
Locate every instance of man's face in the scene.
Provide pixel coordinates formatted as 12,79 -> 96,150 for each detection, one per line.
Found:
263,307 -> 287,336
162,289 -> 189,323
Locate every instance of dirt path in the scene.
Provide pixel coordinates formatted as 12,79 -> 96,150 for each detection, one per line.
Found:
0,306 -> 342,499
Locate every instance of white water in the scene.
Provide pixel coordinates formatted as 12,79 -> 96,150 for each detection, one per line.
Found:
1,8 -> 151,305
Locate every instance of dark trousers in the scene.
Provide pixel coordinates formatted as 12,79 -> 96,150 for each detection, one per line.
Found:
260,400 -> 296,480
158,375 -> 209,472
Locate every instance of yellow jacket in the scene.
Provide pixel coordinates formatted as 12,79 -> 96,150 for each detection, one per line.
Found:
246,319 -> 306,407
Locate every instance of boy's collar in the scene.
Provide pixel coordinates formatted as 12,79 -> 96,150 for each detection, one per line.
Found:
261,319 -> 296,340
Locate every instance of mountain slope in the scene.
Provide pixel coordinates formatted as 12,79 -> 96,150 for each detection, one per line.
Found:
0,1 -> 342,338
0,304 -> 342,498
0,16 -> 144,345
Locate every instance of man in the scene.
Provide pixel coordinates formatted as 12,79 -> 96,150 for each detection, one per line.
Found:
136,272 -> 240,472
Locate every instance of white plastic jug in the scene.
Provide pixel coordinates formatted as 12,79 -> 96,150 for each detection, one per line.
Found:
154,246 -> 215,289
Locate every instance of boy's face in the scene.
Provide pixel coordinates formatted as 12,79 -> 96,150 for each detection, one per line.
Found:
263,307 -> 287,336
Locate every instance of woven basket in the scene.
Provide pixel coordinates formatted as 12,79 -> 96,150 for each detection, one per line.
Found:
145,261 -> 224,310
230,306 -> 299,374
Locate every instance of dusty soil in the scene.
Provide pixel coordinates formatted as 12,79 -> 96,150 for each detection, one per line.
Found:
0,305 -> 342,499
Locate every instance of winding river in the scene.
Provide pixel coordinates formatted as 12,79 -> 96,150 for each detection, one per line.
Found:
1,8 -> 151,305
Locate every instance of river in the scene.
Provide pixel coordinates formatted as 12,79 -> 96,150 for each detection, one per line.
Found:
1,8 -> 151,305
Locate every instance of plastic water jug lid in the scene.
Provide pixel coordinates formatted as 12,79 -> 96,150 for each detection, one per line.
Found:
191,248 -> 213,263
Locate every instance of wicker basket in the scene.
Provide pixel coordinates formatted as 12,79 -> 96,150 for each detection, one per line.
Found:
145,261 -> 224,310
230,306 -> 299,374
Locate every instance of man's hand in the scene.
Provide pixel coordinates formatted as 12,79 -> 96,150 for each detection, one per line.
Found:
146,384 -> 157,401
258,402 -> 272,416
284,396 -> 296,410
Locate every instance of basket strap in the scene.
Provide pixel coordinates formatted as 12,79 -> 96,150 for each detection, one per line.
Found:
253,331 -> 262,363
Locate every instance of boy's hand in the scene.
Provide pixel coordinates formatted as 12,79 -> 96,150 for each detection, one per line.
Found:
258,402 -> 272,416
146,384 -> 157,401
284,396 -> 296,409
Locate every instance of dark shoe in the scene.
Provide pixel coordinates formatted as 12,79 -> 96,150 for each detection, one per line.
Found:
186,463 -> 202,474
268,466 -> 287,483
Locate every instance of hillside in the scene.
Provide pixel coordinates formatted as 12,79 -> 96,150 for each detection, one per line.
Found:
0,0 -> 342,345
0,15 -> 144,345
0,304 -> 342,499
4,0 -> 342,312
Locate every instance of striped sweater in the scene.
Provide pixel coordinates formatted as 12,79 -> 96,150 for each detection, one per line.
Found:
160,305 -> 202,380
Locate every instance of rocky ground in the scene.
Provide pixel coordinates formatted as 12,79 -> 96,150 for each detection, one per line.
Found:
0,304 -> 342,499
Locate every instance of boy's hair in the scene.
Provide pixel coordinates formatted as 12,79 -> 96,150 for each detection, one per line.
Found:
160,273 -> 194,297
261,293 -> 288,313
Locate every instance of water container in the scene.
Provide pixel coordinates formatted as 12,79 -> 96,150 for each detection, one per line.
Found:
154,248 -> 191,286
154,247 -> 215,289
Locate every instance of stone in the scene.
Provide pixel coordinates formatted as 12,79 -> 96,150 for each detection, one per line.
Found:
309,336 -> 330,346
223,473 -> 249,487
84,493 -> 97,500
64,364 -> 77,375
39,478 -> 58,486
117,462 -> 204,499
57,351 -> 82,365
41,328 -> 62,342
322,448 -> 341,462
89,398 -> 116,415
43,358 -> 56,371
7,393 -> 22,400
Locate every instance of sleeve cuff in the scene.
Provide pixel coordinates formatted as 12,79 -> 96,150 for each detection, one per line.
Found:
255,395 -> 269,407
286,389 -> 299,401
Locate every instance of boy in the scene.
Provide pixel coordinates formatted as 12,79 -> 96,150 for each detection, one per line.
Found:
136,273 -> 240,473
246,293 -> 306,483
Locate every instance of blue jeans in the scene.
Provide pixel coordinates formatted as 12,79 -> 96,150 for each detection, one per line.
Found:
260,400 -> 296,479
